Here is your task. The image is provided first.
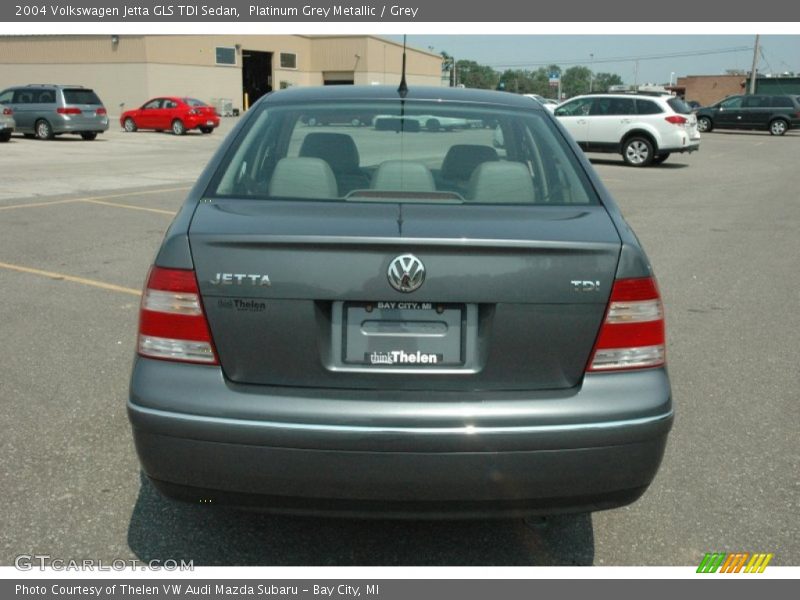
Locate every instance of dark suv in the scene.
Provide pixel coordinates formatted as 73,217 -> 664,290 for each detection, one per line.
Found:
0,84 -> 109,140
696,94 -> 800,136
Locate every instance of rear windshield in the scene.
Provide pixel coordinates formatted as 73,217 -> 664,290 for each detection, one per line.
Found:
184,98 -> 208,107
666,97 -> 692,114
63,89 -> 102,105
210,100 -> 597,206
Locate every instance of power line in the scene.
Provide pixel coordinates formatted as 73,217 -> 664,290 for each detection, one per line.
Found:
487,46 -> 753,69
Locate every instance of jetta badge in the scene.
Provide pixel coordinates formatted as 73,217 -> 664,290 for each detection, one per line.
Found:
387,254 -> 425,293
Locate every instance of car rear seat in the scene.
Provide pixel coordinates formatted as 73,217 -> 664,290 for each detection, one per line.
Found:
440,144 -> 499,185
467,161 -> 536,204
299,132 -> 370,195
371,160 -> 436,192
268,157 -> 338,199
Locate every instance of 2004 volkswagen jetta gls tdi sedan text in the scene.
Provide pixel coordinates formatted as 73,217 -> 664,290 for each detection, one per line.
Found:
128,86 -> 673,518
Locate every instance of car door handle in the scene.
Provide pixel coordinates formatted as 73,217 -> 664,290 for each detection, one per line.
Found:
577,119 -> 587,125
621,119 -> 631,124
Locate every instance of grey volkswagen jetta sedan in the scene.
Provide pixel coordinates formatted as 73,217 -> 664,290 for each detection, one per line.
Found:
128,86 -> 672,517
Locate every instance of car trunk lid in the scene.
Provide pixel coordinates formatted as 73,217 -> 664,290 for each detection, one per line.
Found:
189,199 -> 621,391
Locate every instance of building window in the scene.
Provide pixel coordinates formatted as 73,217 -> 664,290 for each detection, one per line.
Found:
279,52 -> 297,69
215,47 -> 236,66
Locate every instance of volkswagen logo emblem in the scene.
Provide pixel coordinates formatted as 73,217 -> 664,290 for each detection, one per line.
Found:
387,254 -> 425,293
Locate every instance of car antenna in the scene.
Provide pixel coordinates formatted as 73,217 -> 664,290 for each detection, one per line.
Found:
398,35 -> 408,98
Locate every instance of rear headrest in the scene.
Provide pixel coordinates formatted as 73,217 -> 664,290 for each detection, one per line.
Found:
371,161 -> 435,192
268,157 -> 338,199
299,133 -> 360,173
441,144 -> 499,181
468,161 -> 536,204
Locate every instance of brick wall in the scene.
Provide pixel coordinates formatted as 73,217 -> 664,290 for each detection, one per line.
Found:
678,75 -> 746,106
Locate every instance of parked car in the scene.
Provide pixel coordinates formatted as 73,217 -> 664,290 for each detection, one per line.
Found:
686,100 -> 702,111
372,113 -> 474,131
695,94 -> 800,136
120,97 -> 220,135
524,94 -> 559,111
0,104 -> 14,142
301,111 -> 377,127
554,93 -> 700,166
0,84 -> 109,140
128,85 -> 672,518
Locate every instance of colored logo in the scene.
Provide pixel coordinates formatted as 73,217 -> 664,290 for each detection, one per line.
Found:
697,552 -> 774,573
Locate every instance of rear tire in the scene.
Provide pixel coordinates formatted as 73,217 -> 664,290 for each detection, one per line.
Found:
35,119 -> 54,140
697,116 -> 712,133
622,136 -> 654,167
171,119 -> 186,136
80,132 -> 97,141
652,153 -> 670,165
199,127 -> 213,134
123,117 -> 137,132
769,118 -> 788,136
0,131 -> 11,142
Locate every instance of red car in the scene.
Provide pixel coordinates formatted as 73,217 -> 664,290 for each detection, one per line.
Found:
120,97 -> 220,135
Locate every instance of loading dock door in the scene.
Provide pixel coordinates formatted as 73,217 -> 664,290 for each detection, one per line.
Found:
242,50 -> 273,107
323,71 -> 355,86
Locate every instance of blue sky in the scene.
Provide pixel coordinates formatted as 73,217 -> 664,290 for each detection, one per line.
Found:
389,35 -> 800,84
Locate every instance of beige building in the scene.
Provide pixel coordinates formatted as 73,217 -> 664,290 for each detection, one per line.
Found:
0,35 -> 444,115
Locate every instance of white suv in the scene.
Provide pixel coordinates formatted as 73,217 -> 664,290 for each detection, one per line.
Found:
554,93 -> 700,167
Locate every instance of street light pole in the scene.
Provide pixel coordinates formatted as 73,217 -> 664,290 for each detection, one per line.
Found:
589,53 -> 594,92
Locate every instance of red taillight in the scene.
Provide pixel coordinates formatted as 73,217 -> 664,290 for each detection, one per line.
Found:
2,107 -> 12,116
665,115 -> 687,126
587,277 -> 665,372
137,266 -> 218,365
95,107 -> 107,116
57,107 -> 82,115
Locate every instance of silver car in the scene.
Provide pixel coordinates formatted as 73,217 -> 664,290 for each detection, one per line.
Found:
0,103 -> 14,142
128,86 -> 673,518
0,84 -> 109,140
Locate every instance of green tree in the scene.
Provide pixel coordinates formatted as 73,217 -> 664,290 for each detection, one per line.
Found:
498,69 -> 540,94
561,66 -> 592,97
456,60 -> 500,90
592,72 -> 624,93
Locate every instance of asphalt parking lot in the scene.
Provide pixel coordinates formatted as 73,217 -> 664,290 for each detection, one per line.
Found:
1,121 -> 798,566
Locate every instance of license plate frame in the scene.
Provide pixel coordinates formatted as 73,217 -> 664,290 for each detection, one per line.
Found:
342,301 -> 466,367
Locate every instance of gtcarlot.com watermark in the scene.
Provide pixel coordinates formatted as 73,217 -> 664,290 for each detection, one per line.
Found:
15,554 -> 194,571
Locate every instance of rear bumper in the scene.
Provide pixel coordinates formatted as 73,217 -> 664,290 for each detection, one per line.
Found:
128,357 -> 673,517
185,116 -> 220,129
52,114 -> 109,133
661,135 -> 700,154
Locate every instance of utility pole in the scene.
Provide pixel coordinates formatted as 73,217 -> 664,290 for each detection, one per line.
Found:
589,53 -> 594,92
633,59 -> 639,89
749,34 -> 760,95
